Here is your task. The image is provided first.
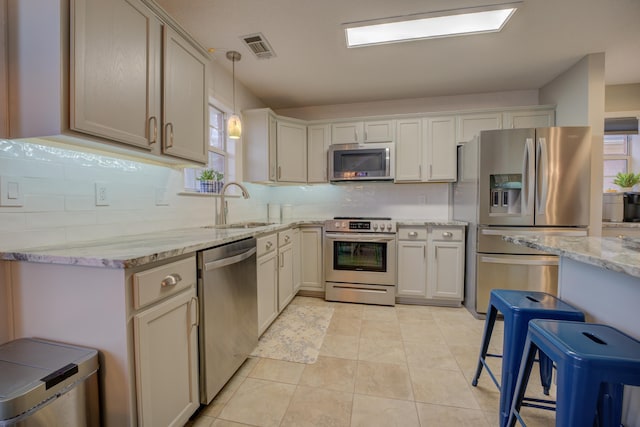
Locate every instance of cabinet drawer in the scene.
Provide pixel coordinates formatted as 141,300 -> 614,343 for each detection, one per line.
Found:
430,227 -> 463,241
257,233 -> 277,257
278,229 -> 294,246
398,227 -> 427,240
133,256 -> 196,309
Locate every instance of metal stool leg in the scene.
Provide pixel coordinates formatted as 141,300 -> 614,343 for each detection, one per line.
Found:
472,304 -> 498,387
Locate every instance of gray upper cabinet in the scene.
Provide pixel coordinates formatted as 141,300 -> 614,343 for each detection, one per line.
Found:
6,0 -> 209,165
72,0 -> 162,151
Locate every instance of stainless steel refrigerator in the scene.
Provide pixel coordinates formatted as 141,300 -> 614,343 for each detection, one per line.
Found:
453,127 -> 591,316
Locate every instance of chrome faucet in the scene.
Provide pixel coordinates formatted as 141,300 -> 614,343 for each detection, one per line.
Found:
218,182 -> 250,225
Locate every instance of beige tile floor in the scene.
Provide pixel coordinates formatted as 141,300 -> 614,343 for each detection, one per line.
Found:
187,296 -> 556,427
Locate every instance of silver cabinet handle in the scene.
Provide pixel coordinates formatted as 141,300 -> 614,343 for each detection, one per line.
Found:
161,273 -> 182,287
278,166 -> 282,180
285,235 -> 291,243
442,231 -> 453,238
164,122 -> 174,148
408,231 -> 418,237
148,116 -> 158,144
266,241 -> 274,250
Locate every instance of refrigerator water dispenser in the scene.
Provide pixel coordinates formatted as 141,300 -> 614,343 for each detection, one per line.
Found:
489,174 -> 522,215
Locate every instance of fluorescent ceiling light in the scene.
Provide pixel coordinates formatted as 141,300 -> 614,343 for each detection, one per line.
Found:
345,5 -> 519,48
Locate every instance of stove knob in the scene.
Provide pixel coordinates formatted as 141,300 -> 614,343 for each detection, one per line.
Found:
334,222 -> 340,228
386,223 -> 393,231
373,223 -> 379,231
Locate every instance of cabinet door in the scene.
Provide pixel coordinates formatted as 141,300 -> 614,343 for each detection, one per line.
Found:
293,228 -> 301,292
134,287 -> 199,427
300,227 -> 323,292
397,240 -> 427,297
395,119 -> 422,182
257,252 -> 278,335
424,116 -> 456,182
456,112 -> 502,143
277,120 -> 307,182
307,124 -> 330,183
331,122 -> 364,144
72,0 -> 161,150
428,242 -> 464,300
163,26 -> 208,164
364,120 -> 395,143
278,244 -> 294,310
503,109 -> 555,129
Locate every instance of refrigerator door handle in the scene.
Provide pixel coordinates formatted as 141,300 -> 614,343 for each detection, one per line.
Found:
522,138 -> 534,216
537,137 -> 549,215
480,255 -> 558,266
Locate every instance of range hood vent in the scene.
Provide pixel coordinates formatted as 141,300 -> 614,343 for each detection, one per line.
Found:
241,33 -> 276,59
605,117 -> 639,135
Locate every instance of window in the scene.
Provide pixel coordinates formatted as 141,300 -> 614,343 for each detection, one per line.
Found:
184,104 -> 237,193
603,135 -> 630,192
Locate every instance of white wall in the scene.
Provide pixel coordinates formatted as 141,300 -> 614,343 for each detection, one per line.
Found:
540,53 -> 606,235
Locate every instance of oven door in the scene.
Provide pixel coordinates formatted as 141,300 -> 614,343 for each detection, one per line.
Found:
324,233 -> 397,286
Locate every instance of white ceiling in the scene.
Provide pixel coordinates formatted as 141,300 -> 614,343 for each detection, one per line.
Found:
155,0 -> 640,110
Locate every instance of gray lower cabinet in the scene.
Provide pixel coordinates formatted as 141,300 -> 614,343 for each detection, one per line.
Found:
396,225 -> 465,305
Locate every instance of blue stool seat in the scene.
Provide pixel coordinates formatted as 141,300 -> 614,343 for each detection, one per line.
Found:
508,320 -> 640,427
471,290 -> 585,427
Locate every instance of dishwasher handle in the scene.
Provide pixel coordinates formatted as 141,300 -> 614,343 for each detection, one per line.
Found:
204,247 -> 257,271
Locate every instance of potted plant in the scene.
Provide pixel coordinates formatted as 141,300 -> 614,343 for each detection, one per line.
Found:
197,169 -> 215,193
212,170 -> 223,193
613,172 -> 640,192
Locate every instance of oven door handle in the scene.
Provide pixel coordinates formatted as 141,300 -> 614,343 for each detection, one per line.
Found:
325,233 -> 396,242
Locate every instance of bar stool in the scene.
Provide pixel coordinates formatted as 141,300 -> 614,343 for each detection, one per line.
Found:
471,289 -> 585,427
508,319 -> 640,427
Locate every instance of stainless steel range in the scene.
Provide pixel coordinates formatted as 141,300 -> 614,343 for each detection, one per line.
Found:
324,217 -> 397,306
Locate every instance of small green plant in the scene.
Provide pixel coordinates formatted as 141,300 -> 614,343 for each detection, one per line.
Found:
197,169 -> 215,181
613,172 -> 640,188
212,170 -> 223,182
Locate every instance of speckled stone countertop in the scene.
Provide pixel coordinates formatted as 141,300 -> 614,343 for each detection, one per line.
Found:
0,218 -> 465,269
396,219 -> 467,227
503,235 -> 640,279
602,221 -> 640,228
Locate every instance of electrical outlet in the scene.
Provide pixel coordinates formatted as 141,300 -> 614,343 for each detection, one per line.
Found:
0,176 -> 24,207
95,183 -> 109,206
155,188 -> 169,206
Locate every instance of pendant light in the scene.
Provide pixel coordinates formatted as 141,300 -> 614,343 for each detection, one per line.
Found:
226,50 -> 242,139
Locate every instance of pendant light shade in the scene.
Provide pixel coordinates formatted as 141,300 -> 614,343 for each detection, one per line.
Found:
226,51 -> 242,139
228,114 -> 242,139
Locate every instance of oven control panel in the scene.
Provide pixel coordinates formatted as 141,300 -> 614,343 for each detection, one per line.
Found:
325,219 -> 396,233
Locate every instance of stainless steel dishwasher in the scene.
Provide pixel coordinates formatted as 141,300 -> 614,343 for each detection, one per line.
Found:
197,237 -> 257,404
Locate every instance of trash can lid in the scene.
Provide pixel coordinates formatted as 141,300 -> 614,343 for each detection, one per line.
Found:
0,338 -> 98,422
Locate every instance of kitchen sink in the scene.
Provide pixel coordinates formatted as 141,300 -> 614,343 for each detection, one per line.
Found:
202,221 -> 274,229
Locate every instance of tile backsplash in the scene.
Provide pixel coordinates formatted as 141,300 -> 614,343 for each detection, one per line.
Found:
0,139 -> 450,249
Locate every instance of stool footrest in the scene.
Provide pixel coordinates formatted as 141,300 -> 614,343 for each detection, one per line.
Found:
521,396 -> 556,412
480,358 -> 501,391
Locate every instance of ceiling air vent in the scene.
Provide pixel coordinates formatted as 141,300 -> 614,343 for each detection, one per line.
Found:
241,33 -> 276,59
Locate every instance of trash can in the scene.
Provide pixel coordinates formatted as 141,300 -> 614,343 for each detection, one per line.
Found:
0,338 -> 99,426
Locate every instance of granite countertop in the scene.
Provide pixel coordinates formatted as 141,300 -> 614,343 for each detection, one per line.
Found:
503,234 -> 640,279
0,218 -> 465,269
602,221 -> 640,228
397,219 -> 467,227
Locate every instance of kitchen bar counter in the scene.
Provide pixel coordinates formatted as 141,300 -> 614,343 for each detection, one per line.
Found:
504,234 -> 640,426
0,218 -> 465,269
503,234 -> 640,280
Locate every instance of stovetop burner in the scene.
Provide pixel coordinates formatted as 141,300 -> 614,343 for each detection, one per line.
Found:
333,216 -> 392,220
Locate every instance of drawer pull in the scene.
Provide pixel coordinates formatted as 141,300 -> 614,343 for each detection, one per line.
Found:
442,232 -> 453,238
408,231 -> 418,237
284,235 -> 290,242
266,241 -> 273,250
161,273 -> 182,287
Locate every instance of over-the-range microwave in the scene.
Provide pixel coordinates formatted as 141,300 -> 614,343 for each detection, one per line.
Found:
328,143 -> 395,182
